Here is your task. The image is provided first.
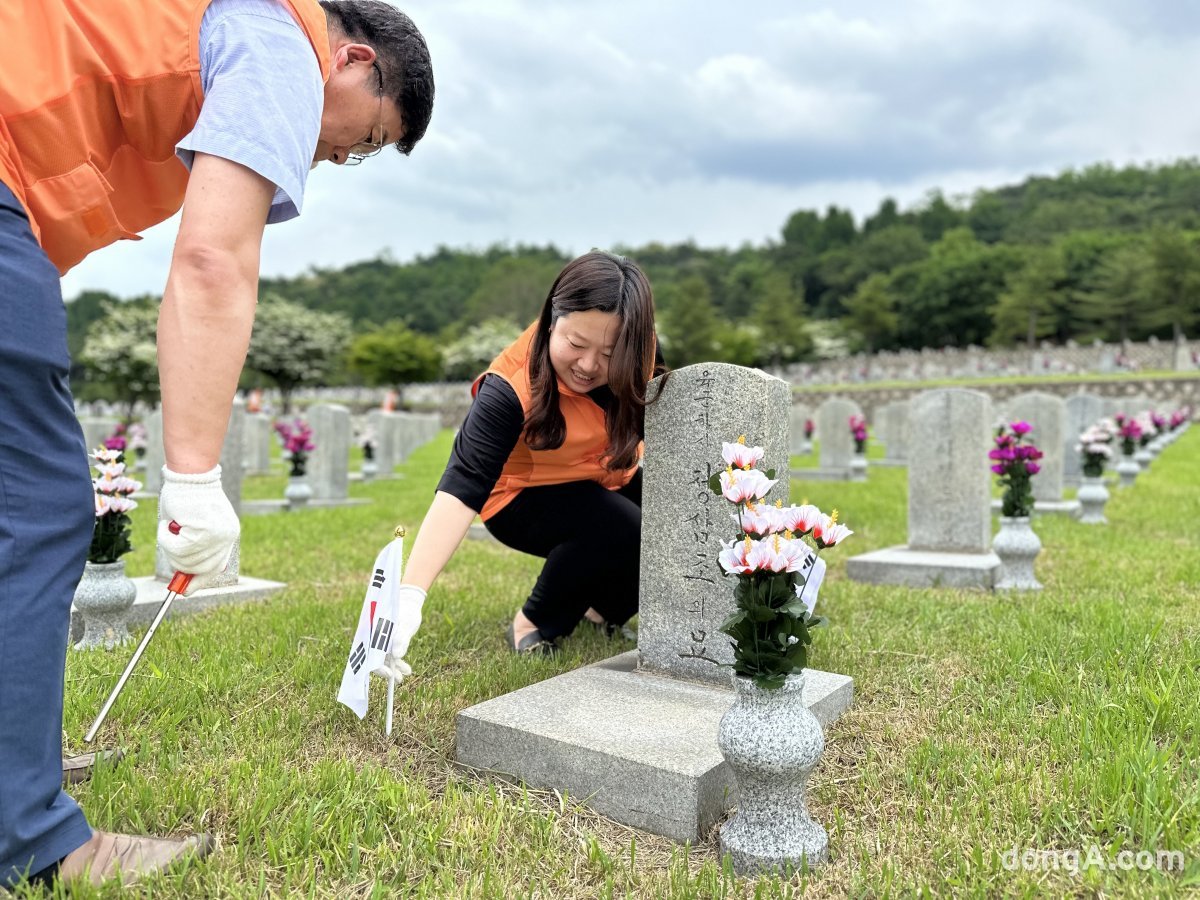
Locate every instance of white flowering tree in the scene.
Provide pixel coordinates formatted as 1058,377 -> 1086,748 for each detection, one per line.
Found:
245,295 -> 352,413
441,317 -> 524,380
80,301 -> 160,419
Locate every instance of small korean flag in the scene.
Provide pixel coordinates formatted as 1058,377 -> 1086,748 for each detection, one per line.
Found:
337,532 -> 404,727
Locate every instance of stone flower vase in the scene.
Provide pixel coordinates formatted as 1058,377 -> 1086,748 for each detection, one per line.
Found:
992,516 -> 1043,591
74,560 -> 137,650
1133,446 -> 1153,471
361,458 -> 377,482
718,672 -> 828,876
849,451 -> 868,482
284,475 -> 313,511
1076,475 -> 1109,525
1116,453 -> 1140,488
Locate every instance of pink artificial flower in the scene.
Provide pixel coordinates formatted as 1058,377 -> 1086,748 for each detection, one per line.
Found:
776,537 -> 814,573
718,538 -> 756,575
1010,421 -> 1032,435
721,440 -> 765,471
104,495 -> 138,514
811,513 -> 853,548
733,505 -> 778,537
778,503 -> 823,536
1025,462 -> 1040,475
719,468 -> 776,504
990,464 -> 1006,475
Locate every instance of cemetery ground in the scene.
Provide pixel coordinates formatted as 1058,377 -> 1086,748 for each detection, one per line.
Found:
34,428 -> 1199,898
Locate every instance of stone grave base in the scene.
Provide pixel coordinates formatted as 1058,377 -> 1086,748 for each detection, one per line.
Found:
789,467 -> 853,482
348,472 -> 400,482
454,651 -> 853,844
989,498 -> 1082,517
873,459 -> 908,468
241,497 -> 372,516
70,574 -> 286,644
846,545 -> 1000,589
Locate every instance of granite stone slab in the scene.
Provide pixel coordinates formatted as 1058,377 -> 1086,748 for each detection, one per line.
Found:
789,467 -> 854,482
846,546 -> 999,589
70,574 -> 287,644
454,651 -> 853,843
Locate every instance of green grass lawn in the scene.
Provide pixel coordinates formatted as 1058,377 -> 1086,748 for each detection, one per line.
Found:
29,429 -> 1199,897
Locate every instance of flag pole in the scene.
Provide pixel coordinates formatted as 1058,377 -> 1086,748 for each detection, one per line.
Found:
385,524 -> 405,738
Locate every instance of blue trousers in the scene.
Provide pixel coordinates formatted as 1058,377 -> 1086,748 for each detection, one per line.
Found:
0,181 -> 96,885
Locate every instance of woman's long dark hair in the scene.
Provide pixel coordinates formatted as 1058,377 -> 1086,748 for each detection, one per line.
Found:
524,251 -> 665,470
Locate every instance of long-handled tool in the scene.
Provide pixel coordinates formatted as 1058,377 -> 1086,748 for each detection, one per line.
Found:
84,521 -> 194,743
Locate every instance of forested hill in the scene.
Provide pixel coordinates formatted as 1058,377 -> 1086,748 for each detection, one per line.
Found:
69,159 -> 1200,369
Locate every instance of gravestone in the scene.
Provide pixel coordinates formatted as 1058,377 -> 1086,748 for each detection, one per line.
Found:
878,400 -> 910,465
638,365 -> 791,685
1174,339 -> 1194,371
1063,393 -> 1105,487
244,413 -> 272,475
309,404 -> 351,501
220,398 -> 246,517
79,416 -> 119,455
847,389 -> 1000,589
456,363 -> 853,843
816,398 -> 857,475
1126,394 -> 1153,416
789,402 -> 812,456
367,409 -> 399,475
1005,391 -> 1078,515
142,408 -> 164,495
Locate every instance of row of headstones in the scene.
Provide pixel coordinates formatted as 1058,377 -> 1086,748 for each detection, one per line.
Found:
81,406 -> 441,506
80,403 -> 440,586
842,388 -> 1189,589
789,391 -> 1162,492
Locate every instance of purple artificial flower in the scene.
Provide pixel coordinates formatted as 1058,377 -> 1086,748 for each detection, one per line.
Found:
1010,421 -> 1032,436
1025,462 -> 1040,475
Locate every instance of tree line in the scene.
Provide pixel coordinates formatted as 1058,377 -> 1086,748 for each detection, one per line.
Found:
69,159 -> 1200,408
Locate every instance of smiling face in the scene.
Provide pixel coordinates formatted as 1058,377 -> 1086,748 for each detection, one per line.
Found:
548,309 -> 621,393
314,43 -> 404,166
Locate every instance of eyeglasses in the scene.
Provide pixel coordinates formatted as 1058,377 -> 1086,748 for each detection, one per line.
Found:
345,62 -> 385,165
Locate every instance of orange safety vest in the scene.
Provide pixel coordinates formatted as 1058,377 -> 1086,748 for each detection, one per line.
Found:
474,322 -> 643,521
0,0 -> 331,274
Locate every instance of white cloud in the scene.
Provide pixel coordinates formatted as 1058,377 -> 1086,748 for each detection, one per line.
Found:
59,0 -> 1200,299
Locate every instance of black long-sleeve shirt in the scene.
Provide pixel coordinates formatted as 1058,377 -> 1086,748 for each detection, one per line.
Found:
436,375 -> 617,512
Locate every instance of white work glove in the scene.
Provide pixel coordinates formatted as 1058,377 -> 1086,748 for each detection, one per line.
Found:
372,585 -> 426,682
157,465 -> 239,595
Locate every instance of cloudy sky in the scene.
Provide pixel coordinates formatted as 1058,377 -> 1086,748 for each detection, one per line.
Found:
60,0 -> 1200,299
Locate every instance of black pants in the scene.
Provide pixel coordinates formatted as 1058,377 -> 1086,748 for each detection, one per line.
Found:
485,471 -> 642,640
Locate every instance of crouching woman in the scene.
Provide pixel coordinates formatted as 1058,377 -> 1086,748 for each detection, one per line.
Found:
382,250 -> 665,669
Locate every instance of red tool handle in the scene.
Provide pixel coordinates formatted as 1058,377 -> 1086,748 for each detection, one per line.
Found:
166,520 -> 194,594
